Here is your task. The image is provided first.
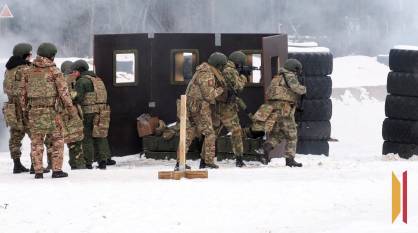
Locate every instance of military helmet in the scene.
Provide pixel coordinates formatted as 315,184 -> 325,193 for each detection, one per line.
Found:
13,43 -> 32,58
60,61 -> 74,75
284,59 -> 303,74
229,51 -> 247,66
72,59 -> 89,72
208,52 -> 227,69
37,42 -> 58,59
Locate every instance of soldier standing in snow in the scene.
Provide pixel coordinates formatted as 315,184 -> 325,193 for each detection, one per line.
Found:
255,59 -> 306,167
184,52 -> 227,169
72,60 -> 114,169
217,51 -> 248,167
20,43 -> 76,178
3,43 -> 33,174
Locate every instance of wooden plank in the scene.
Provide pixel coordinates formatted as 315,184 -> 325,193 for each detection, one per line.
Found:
185,170 -> 208,179
158,171 -> 186,180
178,95 -> 187,170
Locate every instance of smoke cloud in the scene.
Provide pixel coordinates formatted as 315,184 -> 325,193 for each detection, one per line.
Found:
0,0 -> 417,57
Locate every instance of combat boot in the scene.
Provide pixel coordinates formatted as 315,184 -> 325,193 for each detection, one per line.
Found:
106,159 -> 116,166
205,163 -> 219,169
86,164 -> 93,169
52,171 -> 68,178
98,160 -> 107,170
174,161 -> 191,171
199,159 -> 206,169
13,158 -> 29,174
30,165 -> 51,174
235,156 -> 246,168
260,142 -> 273,165
285,158 -> 303,167
34,173 -> 43,179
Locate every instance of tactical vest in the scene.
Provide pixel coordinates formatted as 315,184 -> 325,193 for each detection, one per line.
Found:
3,65 -> 26,99
27,67 -> 58,107
267,73 -> 299,103
81,75 -> 108,114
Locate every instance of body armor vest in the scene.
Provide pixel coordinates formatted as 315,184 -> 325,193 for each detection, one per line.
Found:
267,73 -> 299,103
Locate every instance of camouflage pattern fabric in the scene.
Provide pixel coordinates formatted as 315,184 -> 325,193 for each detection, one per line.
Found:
74,71 -> 111,165
266,114 -> 298,158
31,116 -> 65,173
21,56 -> 74,173
68,141 -> 85,168
8,128 -> 26,160
185,63 -> 224,164
264,68 -> 306,158
267,68 -> 306,103
83,113 -> 110,164
217,61 -> 248,157
3,65 -> 30,159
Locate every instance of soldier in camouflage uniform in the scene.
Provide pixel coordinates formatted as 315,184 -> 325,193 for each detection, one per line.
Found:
258,59 -> 306,167
56,61 -> 87,169
72,60 -> 112,169
218,51 -> 248,167
2,43 -> 32,173
184,52 -> 226,169
20,43 -> 76,178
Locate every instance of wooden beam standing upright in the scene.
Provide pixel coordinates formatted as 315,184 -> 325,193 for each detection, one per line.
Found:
158,94 -> 208,180
178,95 -> 187,171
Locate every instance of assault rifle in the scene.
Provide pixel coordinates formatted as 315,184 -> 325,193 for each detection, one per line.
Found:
236,65 -> 260,76
224,77 -> 253,119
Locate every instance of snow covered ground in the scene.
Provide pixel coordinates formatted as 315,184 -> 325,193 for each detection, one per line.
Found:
1,56 -> 417,233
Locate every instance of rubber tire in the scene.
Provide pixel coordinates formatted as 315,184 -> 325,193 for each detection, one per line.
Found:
298,121 -> 331,140
296,99 -> 332,121
382,141 -> 418,159
387,72 -> 418,97
288,52 -> 333,76
389,49 -> 418,73
301,76 -> 332,100
385,95 -> 418,120
296,140 -> 329,156
382,118 -> 418,144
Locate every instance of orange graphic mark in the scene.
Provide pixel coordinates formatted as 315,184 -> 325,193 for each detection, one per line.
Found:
392,172 -> 401,223
392,171 -> 408,224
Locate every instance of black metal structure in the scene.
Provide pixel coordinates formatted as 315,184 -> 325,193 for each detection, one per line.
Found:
94,33 -> 287,156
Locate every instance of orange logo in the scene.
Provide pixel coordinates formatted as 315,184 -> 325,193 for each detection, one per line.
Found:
392,171 -> 407,224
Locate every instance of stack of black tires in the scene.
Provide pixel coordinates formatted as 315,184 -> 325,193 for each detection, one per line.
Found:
288,50 -> 333,156
383,48 -> 418,158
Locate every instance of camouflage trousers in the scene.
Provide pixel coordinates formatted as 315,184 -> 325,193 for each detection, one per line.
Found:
30,122 -> 64,174
219,102 -> 244,157
83,114 -> 110,165
9,127 -> 26,160
45,138 -> 85,168
187,101 -> 216,164
266,115 -> 298,158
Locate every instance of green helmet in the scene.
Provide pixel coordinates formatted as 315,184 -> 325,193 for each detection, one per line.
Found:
208,52 -> 227,70
60,61 -> 74,75
13,43 -> 32,58
37,42 -> 57,59
284,59 -> 303,74
229,51 -> 247,66
72,59 -> 89,72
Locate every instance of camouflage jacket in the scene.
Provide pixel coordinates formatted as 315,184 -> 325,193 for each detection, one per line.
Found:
185,62 -> 224,104
3,56 -> 31,102
74,71 -> 96,105
222,61 -> 247,92
266,68 -> 306,104
20,56 -> 74,112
